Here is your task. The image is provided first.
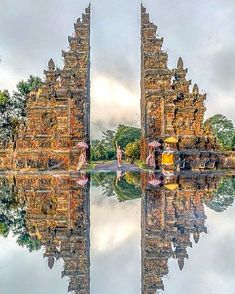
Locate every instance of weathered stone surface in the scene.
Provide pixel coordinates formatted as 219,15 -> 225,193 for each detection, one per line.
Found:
141,172 -> 221,293
0,4 -> 233,172
0,5 -> 91,171
140,4 -> 217,160
12,173 -> 90,294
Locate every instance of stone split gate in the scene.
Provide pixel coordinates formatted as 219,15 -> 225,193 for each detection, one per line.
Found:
0,5 -> 234,171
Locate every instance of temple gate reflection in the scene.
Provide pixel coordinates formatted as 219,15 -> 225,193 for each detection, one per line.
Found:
141,173 -> 223,293
0,171 -> 234,293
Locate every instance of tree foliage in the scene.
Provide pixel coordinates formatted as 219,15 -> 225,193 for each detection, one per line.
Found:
0,179 -> 41,252
0,90 -> 14,145
113,125 -> 141,149
92,172 -> 116,197
204,114 -> 235,150
17,75 -> 42,96
0,76 -> 42,145
125,140 -> 140,163
91,172 -> 141,201
205,176 -> 235,212
102,129 -> 115,148
113,178 -> 142,201
91,125 -> 141,161
90,137 -> 116,161
0,90 -> 10,107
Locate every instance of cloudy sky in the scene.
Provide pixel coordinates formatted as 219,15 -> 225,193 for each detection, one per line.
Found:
90,186 -> 141,293
0,184 -> 141,294
0,0 -> 234,138
164,204 -> 235,294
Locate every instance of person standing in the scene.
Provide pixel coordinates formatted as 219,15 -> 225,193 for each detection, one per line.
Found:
116,144 -> 123,168
77,147 -> 87,171
146,146 -> 156,169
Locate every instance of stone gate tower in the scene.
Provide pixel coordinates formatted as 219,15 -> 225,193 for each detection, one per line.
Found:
13,5 -> 91,170
140,5 -> 216,160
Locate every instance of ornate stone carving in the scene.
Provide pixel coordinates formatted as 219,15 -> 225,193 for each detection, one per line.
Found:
141,172 -> 221,293
140,4 -> 218,160
9,5 -> 91,170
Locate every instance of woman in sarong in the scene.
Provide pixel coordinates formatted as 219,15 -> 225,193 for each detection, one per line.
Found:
146,146 -> 156,169
116,144 -> 123,168
77,148 -> 87,171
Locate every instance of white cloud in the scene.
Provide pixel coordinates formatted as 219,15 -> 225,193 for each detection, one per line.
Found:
90,185 -> 141,294
91,74 -> 140,137
90,186 -> 140,252
163,204 -> 235,294
0,234 -> 67,294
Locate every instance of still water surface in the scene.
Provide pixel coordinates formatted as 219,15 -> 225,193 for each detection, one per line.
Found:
0,172 -> 234,294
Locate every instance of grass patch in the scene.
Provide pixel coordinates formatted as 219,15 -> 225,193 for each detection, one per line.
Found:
79,162 -> 96,172
135,160 -> 149,170
90,160 -> 114,165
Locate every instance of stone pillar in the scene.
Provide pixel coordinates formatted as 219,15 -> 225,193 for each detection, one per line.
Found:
12,5 -> 91,171
140,5 -> 218,164
140,4 -> 173,160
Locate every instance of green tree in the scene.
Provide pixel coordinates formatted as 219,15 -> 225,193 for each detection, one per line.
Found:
91,125 -> 141,162
91,139 -> 116,161
15,75 -> 42,117
113,125 -> 141,149
205,176 -> 235,212
0,91 -> 11,145
92,172 -> 116,197
204,114 -> 235,150
102,130 -> 115,148
0,222 -> 9,237
0,90 -> 10,107
114,172 -> 142,201
0,76 -> 42,145
232,133 -> 235,151
125,141 -> 140,163
17,233 -> 41,252
17,75 -> 42,96
0,178 -> 41,252
91,172 -> 142,201
90,129 -> 116,161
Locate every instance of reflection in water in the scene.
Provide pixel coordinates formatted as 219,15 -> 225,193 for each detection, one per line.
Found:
92,171 -> 142,201
0,172 -> 234,293
141,173 -> 225,293
0,174 -> 90,294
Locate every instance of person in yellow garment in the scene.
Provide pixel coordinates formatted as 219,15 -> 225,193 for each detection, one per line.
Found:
162,137 -> 178,168
162,143 -> 174,166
